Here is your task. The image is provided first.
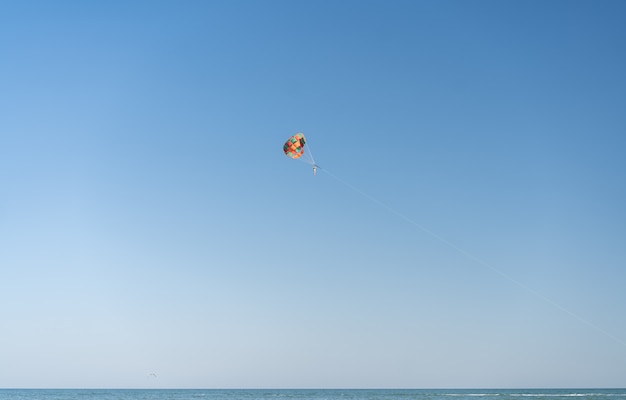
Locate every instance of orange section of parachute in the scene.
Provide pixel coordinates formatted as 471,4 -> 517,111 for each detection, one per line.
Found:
283,133 -> 306,159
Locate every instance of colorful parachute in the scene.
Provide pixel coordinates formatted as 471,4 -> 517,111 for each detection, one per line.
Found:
283,133 -> 306,159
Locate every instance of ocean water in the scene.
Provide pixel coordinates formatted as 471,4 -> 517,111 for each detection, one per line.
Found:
0,389 -> 625,400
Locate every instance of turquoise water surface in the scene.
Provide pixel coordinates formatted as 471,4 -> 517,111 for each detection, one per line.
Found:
1,389 -> 625,400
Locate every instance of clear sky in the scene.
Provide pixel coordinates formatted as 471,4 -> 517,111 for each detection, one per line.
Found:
1,0 -> 626,389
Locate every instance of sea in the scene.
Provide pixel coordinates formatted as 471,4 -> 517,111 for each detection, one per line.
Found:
0,389 -> 625,400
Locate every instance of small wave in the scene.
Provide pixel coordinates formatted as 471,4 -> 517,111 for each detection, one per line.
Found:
442,393 -> 626,399
509,394 -> 624,397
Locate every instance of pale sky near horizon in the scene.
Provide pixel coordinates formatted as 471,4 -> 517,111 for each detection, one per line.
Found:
2,0 -> 626,389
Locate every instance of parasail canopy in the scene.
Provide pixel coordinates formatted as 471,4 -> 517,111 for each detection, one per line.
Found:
283,133 -> 306,159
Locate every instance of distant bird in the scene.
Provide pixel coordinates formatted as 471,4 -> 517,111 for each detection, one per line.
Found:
148,373 -> 157,378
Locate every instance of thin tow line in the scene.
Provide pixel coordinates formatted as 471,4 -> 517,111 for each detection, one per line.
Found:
320,167 -> 626,348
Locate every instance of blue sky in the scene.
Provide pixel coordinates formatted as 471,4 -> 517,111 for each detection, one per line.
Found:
1,0 -> 626,389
